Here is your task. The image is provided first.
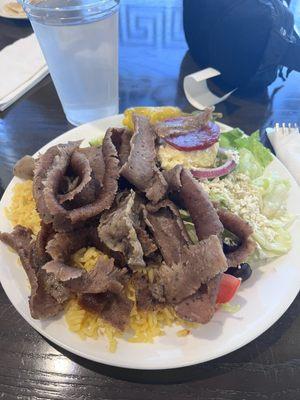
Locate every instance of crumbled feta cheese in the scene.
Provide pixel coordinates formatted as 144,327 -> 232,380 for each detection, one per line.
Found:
201,173 -> 278,245
224,149 -> 240,165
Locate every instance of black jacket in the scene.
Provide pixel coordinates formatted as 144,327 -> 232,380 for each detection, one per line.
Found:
183,0 -> 300,91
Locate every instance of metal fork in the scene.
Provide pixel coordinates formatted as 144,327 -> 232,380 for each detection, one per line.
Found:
274,122 -> 299,135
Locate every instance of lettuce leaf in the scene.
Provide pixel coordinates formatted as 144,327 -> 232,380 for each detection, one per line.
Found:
234,131 -> 273,168
89,137 -> 103,147
183,221 -> 199,244
219,129 -> 292,260
252,173 -> 293,258
220,129 -> 273,175
252,173 -> 293,259
220,303 -> 241,314
253,173 -> 291,218
236,148 -> 264,179
179,209 -> 198,244
202,170 -> 293,262
219,128 -> 244,148
252,223 -> 292,258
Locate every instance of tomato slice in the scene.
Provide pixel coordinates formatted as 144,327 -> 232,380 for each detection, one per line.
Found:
164,121 -> 220,151
216,274 -> 241,304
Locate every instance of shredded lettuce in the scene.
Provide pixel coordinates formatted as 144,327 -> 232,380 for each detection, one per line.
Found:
253,174 -> 291,218
184,222 -> 198,244
219,128 -> 244,148
89,137 -> 103,147
252,224 -> 292,259
252,173 -> 293,259
236,148 -> 264,179
235,131 -> 273,168
218,128 -> 293,260
179,209 -> 190,220
179,209 -> 198,244
220,303 -> 241,314
220,129 -> 273,176
201,171 -> 293,262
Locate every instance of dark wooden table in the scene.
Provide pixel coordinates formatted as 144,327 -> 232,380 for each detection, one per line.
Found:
0,1 -> 299,399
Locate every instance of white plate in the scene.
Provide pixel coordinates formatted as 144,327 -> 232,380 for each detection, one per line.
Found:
0,114 -> 300,370
0,0 -> 27,19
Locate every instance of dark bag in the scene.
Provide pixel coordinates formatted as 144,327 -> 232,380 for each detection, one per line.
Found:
183,0 -> 300,91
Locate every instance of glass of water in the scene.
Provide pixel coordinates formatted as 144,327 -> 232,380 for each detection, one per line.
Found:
21,0 -> 120,126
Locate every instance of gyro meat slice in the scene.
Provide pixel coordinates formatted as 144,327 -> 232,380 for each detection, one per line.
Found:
120,114 -> 168,203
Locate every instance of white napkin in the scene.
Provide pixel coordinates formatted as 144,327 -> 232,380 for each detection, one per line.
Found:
184,68 -> 236,110
0,34 -> 48,112
267,127 -> 300,185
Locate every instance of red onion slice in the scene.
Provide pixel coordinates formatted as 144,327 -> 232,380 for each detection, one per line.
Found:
191,148 -> 238,179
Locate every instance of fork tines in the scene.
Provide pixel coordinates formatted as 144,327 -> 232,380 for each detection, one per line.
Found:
275,122 -> 299,135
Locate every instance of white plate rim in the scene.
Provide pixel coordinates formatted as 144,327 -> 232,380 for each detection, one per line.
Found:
0,114 -> 299,370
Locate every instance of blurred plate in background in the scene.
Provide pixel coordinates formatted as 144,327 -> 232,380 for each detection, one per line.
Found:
0,0 -> 27,19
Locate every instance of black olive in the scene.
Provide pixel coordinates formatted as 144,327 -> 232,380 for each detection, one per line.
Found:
225,263 -> 252,282
223,242 -> 239,254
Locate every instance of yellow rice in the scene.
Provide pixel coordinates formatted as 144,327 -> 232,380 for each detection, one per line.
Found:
5,181 -> 41,235
6,180 -> 199,352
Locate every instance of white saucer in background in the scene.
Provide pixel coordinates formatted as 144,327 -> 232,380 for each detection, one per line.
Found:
0,0 -> 28,20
